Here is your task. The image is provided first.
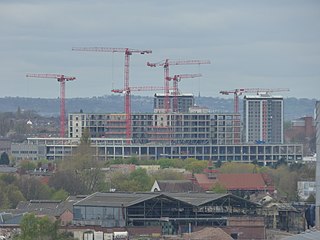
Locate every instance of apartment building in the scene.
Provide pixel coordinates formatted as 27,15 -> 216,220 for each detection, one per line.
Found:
68,111 -> 241,145
244,94 -> 284,144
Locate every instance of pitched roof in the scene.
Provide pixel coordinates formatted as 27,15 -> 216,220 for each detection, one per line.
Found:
73,192 -> 259,209
217,173 -> 269,191
15,199 -> 74,217
167,192 -> 230,206
193,173 -> 215,190
74,192 -> 160,207
156,180 -> 204,193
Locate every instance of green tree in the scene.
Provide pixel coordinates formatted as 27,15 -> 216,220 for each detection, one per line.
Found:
15,213 -> 76,240
215,159 -> 222,168
151,169 -> 185,181
57,128 -> 105,194
109,168 -> 152,192
211,182 -> 227,193
0,152 -> 10,165
158,158 -> 175,169
6,185 -> 26,208
51,189 -> 69,201
0,173 -> 17,184
268,165 -> 299,201
220,162 -> 258,174
19,160 -> 36,173
129,168 -> 152,191
185,160 -> 208,173
18,213 -> 39,240
0,176 -> 26,209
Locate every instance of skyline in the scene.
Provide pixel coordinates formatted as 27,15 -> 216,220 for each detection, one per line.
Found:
1,1 -> 319,99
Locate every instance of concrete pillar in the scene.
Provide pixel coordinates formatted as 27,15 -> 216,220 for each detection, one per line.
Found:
315,101 -> 320,228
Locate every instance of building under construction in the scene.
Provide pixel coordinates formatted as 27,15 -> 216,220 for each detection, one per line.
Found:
11,93 -> 303,164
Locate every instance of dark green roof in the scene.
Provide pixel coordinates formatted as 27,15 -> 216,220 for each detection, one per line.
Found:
74,192 -> 259,208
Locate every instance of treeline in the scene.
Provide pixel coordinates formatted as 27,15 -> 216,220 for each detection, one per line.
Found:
1,157 -> 314,210
0,96 -> 317,120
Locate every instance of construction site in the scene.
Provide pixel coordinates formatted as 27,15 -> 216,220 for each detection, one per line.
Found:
10,47 -> 303,165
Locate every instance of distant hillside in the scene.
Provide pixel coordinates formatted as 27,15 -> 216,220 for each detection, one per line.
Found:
0,95 -> 317,121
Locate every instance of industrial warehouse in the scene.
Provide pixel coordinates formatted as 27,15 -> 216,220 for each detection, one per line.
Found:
71,191 -> 265,238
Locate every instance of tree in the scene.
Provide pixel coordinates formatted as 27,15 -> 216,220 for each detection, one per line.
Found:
56,128 -> 106,194
49,170 -> 89,195
0,173 -> 17,184
18,176 -> 52,200
19,160 -> 36,173
15,213 -> 76,240
274,157 -> 287,169
185,160 -> 208,173
269,165 -> 299,201
6,185 -> 26,208
0,152 -> 9,165
215,159 -> 222,168
151,169 -> 185,181
129,168 -> 152,191
158,158 -> 176,169
109,168 -> 152,192
80,127 -> 91,146
220,162 -> 258,174
51,189 -> 69,201
211,182 -> 227,194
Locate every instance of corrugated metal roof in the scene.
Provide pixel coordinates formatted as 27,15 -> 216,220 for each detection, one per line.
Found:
284,230 -> 320,240
166,192 -> 229,206
74,192 -> 162,207
74,192 -> 259,208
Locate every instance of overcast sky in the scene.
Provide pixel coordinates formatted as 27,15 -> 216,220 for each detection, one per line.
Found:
1,0 -> 319,99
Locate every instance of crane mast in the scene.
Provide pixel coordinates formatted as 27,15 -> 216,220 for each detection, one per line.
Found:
72,47 -> 152,143
26,73 -> 76,137
166,73 -> 202,112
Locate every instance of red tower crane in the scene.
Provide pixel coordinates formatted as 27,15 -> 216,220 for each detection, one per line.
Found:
166,73 -> 202,112
219,88 -> 290,113
112,85 -> 171,94
26,73 -> 76,137
147,59 -> 210,113
72,47 -> 152,143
